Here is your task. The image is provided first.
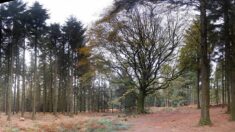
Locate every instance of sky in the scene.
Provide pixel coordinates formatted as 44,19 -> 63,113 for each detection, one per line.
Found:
24,0 -> 114,26
22,0 -> 114,65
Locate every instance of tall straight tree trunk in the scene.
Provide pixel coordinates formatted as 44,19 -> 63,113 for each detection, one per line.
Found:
21,42 -> 26,117
222,60 -> 225,108
68,52 -> 74,116
231,44 -> 235,120
28,74 -> 32,111
58,75 -> 62,113
53,55 -> 58,115
197,57 -> 201,109
224,0 -> 231,113
32,41 -> 37,120
36,77 -> 41,112
16,55 -> 20,114
69,74 -> 74,117
49,54 -> 53,112
0,13 -> 3,113
7,43 -> 14,121
64,78 -> 67,113
215,78 -> 219,105
6,63 -> 9,115
230,2 -> 235,121
13,74 -> 16,114
199,0 -> 211,125
43,58 -> 47,113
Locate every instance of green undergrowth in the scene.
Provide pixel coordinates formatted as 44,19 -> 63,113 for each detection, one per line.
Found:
85,118 -> 129,132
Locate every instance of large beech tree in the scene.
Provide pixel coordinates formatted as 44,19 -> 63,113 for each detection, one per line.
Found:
111,0 -> 214,125
91,5 -> 183,113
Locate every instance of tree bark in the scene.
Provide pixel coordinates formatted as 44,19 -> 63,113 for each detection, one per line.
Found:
7,43 -> 14,121
53,55 -> 58,115
69,74 -> 74,117
230,1 -> 235,121
224,0 -> 231,114
13,73 -> 16,114
49,54 -> 53,112
16,56 -> 20,114
32,41 -> 37,120
137,90 -> 145,114
197,58 -> 201,109
215,78 -> 219,105
231,51 -> 235,120
21,42 -> 26,117
222,60 -> 225,108
199,0 -> 211,125
43,59 -> 47,113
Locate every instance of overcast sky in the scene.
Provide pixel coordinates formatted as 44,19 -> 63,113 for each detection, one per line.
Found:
24,0 -> 114,26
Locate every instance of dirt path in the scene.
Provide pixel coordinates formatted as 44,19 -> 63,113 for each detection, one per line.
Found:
123,106 -> 235,132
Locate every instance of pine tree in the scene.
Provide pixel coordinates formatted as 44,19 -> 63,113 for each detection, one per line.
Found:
62,17 -> 85,116
48,23 -> 62,115
3,0 -> 27,121
27,2 -> 49,120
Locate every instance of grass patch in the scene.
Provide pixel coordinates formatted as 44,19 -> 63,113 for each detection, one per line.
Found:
85,118 -> 129,132
4,127 -> 20,132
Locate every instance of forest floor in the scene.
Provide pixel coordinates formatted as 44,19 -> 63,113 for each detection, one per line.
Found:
0,105 -> 235,132
124,105 -> 235,132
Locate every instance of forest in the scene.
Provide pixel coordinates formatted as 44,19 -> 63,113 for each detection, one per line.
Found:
0,0 -> 235,131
